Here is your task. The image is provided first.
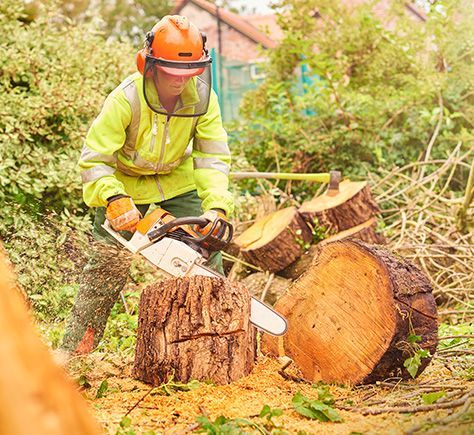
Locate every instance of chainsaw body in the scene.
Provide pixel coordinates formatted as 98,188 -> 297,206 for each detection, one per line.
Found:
102,208 -> 288,336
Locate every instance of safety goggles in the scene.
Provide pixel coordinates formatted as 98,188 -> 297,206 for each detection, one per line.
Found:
143,56 -> 212,117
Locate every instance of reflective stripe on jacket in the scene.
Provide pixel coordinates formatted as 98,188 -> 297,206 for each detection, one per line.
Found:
78,72 -> 234,215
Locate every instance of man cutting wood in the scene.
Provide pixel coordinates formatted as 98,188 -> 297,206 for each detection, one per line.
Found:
62,15 -> 233,354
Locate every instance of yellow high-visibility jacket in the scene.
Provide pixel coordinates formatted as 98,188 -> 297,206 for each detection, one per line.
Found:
78,72 -> 234,216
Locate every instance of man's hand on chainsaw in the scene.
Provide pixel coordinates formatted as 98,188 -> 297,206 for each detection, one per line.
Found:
194,209 -> 228,238
106,195 -> 141,232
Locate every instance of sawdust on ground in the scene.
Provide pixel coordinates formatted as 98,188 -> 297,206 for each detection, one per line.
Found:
68,353 -> 473,435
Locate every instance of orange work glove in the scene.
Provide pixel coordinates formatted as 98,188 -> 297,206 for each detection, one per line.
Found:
195,209 -> 228,237
106,195 -> 141,232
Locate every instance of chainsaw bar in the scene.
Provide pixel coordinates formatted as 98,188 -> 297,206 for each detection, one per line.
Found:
102,221 -> 288,336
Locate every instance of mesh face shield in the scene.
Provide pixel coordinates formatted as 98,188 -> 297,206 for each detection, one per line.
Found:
143,56 -> 212,117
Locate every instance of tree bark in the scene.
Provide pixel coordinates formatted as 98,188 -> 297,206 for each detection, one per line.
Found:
233,206 -> 313,273
0,245 -> 102,435
299,180 -> 380,234
133,276 -> 256,386
262,240 -> 438,385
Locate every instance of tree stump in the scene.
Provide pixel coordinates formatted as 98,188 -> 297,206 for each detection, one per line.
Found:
133,276 -> 256,386
0,245 -> 101,435
262,240 -> 438,385
233,206 -> 313,273
280,219 -> 386,280
299,180 -> 380,234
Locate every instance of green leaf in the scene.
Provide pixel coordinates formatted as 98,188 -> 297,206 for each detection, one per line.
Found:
404,355 -> 420,378
292,391 -> 342,422
119,416 -> 132,428
422,391 -> 446,404
77,374 -> 91,389
95,379 -> 109,399
408,334 -> 422,343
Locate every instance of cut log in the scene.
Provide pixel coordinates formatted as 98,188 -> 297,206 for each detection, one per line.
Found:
280,218 -> 386,280
234,206 -> 313,273
133,276 -> 256,385
299,180 -> 380,234
240,272 -> 290,306
262,240 -> 438,385
0,244 -> 101,435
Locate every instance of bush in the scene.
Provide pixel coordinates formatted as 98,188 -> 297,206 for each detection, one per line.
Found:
233,0 -> 473,192
0,0 -> 134,318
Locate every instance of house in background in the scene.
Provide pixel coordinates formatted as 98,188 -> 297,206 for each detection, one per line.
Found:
172,0 -> 426,121
172,0 -> 283,120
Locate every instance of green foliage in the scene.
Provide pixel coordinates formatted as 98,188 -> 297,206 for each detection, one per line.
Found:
0,0 -> 134,319
233,0 -> 473,197
95,379 -> 109,399
116,416 -> 156,435
151,375 -> 202,396
421,391 -> 446,405
292,391 -> 342,422
312,383 -> 335,405
91,0 -> 172,44
402,326 -> 431,378
195,404 -> 287,434
404,348 -> 431,378
194,415 -> 260,434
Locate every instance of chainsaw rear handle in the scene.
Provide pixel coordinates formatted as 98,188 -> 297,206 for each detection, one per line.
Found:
147,216 -> 234,252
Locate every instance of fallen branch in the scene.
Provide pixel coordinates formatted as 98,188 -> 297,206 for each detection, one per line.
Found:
357,389 -> 473,415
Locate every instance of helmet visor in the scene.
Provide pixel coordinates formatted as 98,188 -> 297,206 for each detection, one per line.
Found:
143,56 -> 212,117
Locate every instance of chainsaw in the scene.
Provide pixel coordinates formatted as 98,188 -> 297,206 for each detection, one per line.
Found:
102,208 -> 288,336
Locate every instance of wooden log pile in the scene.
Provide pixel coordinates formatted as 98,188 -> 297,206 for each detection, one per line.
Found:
233,179 -> 385,276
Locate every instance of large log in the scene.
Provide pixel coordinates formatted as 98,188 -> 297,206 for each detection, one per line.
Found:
262,240 -> 438,385
0,245 -> 102,435
133,276 -> 256,385
234,206 -> 313,273
280,218 -> 386,280
299,180 -> 380,234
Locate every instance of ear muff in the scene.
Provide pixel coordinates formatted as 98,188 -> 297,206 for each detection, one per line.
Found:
201,32 -> 208,55
136,49 -> 146,74
136,31 -> 155,75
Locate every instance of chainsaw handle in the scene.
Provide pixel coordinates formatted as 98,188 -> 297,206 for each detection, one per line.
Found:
147,216 -> 233,251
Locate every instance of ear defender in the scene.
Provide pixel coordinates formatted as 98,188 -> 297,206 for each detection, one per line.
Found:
136,31 -> 155,74
201,32 -> 208,55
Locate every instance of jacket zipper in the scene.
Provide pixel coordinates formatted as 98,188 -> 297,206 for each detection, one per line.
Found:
157,116 -> 170,170
153,116 -> 169,202
149,113 -> 158,152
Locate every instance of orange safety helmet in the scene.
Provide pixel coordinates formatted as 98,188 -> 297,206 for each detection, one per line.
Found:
136,15 -> 208,77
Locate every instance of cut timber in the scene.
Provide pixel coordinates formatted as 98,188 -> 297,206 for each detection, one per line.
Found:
133,276 -> 256,385
280,218 -> 386,280
262,240 -> 438,385
299,180 -> 380,234
234,206 -> 313,273
320,217 -> 386,245
0,244 -> 101,435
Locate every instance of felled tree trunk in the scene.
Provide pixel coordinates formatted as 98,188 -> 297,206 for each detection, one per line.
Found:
262,240 -> 438,385
0,245 -> 102,435
133,276 -> 256,386
299,180 -> 380,234
280,218 -> 386,280
233,206 -> 313,273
